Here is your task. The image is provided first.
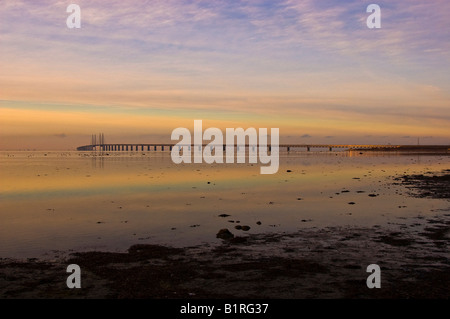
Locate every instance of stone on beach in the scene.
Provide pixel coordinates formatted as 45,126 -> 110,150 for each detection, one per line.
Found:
216,229 -> 234,240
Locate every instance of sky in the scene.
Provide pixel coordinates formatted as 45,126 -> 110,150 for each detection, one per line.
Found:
1,0 -> 449,150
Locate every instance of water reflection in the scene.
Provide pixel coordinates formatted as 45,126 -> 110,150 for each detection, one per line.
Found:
0,151 -> 449,258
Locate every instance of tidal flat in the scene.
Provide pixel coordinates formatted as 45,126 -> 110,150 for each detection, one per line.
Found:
0,151 -> 449,298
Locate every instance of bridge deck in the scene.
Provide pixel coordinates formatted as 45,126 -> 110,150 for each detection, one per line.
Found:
76,143 -> 450,151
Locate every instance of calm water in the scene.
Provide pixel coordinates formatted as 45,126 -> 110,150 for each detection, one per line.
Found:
1,151 -> 449,258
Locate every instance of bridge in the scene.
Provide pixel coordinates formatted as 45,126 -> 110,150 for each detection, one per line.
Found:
77,134 -> 450,152
77,143 -> 450,152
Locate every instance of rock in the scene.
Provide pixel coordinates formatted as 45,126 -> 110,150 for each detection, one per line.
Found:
256,221 -> 262,225
216,229 -> 234,240
235,225 -> 242,230
286,170 -> 292,172
348,202 -> 356,205
241,226 -> 251,231
218,214 -> 230,217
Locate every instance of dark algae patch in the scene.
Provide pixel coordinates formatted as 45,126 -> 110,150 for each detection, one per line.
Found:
394,169 -> 450,199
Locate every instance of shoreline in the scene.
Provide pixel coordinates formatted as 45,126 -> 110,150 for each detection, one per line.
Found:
1,212 -> 449,298
1,170 -> 449,299
352,145 -> 450,153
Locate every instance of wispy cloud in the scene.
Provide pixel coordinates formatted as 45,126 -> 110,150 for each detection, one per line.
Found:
0,0 -> 449,148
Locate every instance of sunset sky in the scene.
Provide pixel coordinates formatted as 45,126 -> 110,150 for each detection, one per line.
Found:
1,0 -> 449,150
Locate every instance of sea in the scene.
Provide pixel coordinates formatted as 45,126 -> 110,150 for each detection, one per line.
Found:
1,150 -> 449,258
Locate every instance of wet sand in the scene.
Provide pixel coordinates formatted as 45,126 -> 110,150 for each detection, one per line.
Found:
1,170 -> 449,299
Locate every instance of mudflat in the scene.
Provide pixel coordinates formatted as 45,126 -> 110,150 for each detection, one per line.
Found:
1,171 -> 449,299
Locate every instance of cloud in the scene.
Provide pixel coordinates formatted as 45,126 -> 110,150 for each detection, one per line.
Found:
1,0 -> 449,149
